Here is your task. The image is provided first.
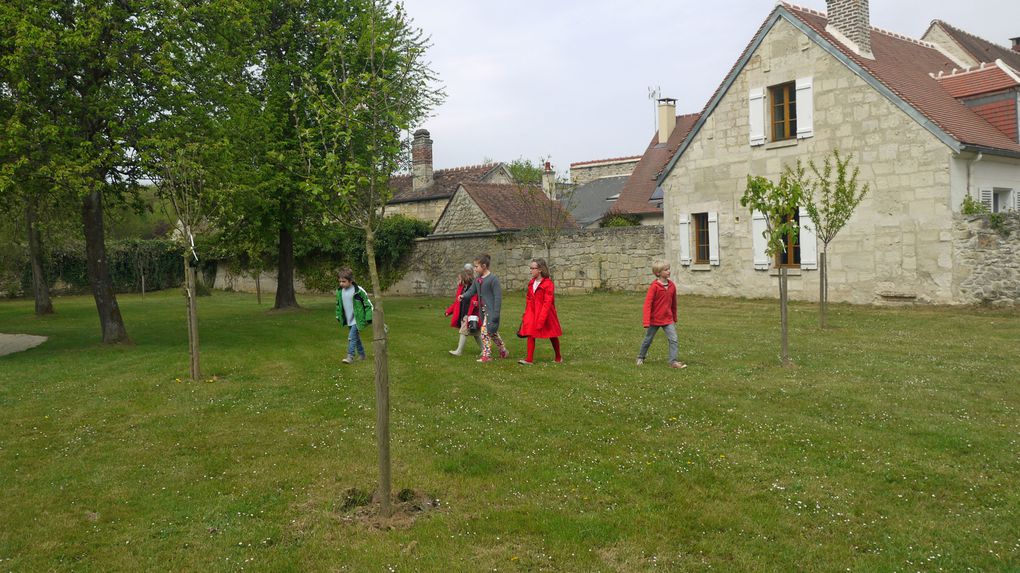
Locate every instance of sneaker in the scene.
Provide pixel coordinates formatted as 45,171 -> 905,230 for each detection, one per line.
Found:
554,357 -> 562,364
449,350 -> 462,356
476,356 -> 492,363
358,354 -> 367,361
635,358 -> 644,366
670,361 -> 687,369
499,349 -> 510,359
517,359 -> 533,366
342,355 -> 354,364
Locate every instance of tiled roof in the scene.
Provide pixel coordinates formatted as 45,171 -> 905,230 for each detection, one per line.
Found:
460,183 -> 578,232
969,98 -> 1019,142
613,114 -> 700,215
930,20 -> 1020,71
569,155 -> 642,168
559,175 -> 629,226
389,163 -> 503,204
934,62 -> 1020,98
783,3 -> 1020,155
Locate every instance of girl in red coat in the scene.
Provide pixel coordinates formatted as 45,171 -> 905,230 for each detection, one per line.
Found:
445,267 -> 481,356
518,258 -> 562,365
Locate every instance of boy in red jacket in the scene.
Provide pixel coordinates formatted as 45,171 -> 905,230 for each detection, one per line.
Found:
637,260 -> 686,368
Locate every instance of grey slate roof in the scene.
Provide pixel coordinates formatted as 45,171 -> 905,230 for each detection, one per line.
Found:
559,175 -> 629,227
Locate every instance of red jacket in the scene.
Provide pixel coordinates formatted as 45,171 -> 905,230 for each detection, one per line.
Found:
642,279 -> 677,327
520,277 -> 562,338
445,283 -> 479,328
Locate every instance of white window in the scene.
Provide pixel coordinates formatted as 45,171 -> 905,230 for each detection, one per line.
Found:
981,187 -> 1017,212
750,209 -> 817,270
681,212 -> 720,267
750,77 -> 813,146
749,88 -> 766,146
679,214 -> 692,265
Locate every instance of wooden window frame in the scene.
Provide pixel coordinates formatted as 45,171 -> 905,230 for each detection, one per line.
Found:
775,211 -> 801,268
770,81 -> 797,142
693,212 -> 710,264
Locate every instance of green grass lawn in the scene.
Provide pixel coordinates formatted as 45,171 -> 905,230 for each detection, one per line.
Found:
1,290 -> 1018,571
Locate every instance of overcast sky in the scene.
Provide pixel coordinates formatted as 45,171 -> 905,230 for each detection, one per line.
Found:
398,0 -> 1020,176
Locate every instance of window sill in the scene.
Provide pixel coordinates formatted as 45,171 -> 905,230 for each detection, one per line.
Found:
764,139 -> 798,150
769,267 -> 802,277
690,263 -> 713,271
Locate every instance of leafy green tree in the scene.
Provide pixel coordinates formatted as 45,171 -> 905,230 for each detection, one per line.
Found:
799,150 -> 869,328
298,0 -> 443,516
741,166 -> 805,366
0,0 -> 175,342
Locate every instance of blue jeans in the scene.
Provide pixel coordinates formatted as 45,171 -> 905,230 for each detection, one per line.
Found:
347,324 -> 366,358
638,323 -> 678,363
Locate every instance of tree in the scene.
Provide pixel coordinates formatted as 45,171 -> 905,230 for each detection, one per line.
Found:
0,0 -> 174,342
741,167 -> 805,366
799,150 -> 869,328
512,159 -> 577,260
298,0 -> 443,516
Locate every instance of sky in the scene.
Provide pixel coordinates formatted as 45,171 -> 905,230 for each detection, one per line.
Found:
398,0 -> 1020,176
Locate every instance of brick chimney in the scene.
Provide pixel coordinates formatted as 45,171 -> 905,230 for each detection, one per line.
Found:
411,129 -> 433,191
1011,36 -> 1020,52
825,0 -> 873,59
542,161 -> 556,199
657,98 -> 676,145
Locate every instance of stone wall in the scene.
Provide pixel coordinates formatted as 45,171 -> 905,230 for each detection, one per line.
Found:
384,197 -> 449,226
386,225 -> 665,296
570,158 -> 640,186
432,190 -> 496,235
953,214 -> 1020,306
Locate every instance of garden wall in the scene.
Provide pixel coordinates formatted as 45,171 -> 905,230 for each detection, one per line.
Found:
386,225 -> 665,296
953,214 -> 1020,306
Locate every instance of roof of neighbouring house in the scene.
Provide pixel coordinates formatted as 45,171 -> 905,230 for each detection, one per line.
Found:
558,175 -> 629,227
455,183 -> 578,232
613,113 -> 700,215
934,60 -> 1020,98
569,155 -> 642,169
927,20 -> 1020,71
389,163 -> 506,204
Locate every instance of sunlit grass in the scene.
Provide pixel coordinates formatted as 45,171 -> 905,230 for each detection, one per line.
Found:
1,290 -> 1018,571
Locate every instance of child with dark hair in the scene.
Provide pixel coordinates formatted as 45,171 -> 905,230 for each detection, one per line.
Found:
445,267 -> 481,356
459,253 -> 509,362
518,258 -> 562,365
336,268 -> 373,364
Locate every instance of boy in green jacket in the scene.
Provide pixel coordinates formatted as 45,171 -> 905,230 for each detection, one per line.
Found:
336,268 -> 373,364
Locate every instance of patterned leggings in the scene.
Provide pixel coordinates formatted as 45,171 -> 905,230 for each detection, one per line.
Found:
480,317 -> 508,359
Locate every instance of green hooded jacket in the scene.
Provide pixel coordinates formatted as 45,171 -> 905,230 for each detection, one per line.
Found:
336,283 -> 374,330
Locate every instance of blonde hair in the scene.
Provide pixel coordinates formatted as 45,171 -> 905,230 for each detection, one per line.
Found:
651,259 -> 670,277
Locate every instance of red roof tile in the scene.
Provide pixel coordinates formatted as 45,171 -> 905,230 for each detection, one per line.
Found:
970,99 -> 1019,142
929,20 -> 1020,72
459,183 -> 577,232
389,163 -> 504,204
783,3 -> 1020,155
935,63 -> 1020,98
613,114 -> 700,215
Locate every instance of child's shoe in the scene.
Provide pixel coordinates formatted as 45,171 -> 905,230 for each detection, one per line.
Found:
342,355 -> 354,364
477,356 -> 492,363
635,358 -> 644,366
499,349 -> 510,359
449,350 -> 462,356
669,361 -> 687,369
517,359 -> 532,366
554,357 -> 562,364
358,354 -> 367,361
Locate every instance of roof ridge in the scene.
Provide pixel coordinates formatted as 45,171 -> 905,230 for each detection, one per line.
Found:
570,155 -> 642,167
783,2 -> 936,49
931,19 -> 1016,54
438,162 -> 499,173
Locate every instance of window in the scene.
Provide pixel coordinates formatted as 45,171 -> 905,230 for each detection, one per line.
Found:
693,213 -> 710,264
775,211 -> 800,268
993,188 -> 1015,213
770,81 -> 797,141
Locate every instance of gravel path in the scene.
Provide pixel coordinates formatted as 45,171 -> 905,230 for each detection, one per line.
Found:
0,333 -> 48,357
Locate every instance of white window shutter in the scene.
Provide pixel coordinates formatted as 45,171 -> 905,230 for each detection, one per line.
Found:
979,188 -> 993,211
749,88 -> 766,146
796,77 -> 814,139
708,211 -> 720,266
752,210 -> 769,270
679,214 -> 692,266
1013,189 -> 1019,212
799,207 -> 818,270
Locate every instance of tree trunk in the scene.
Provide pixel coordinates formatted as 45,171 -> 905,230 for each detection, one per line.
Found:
82,189 -> 130,343
365,226 -> 392,517
255,272 -> 262,305
184,253 -> 201,381
273,200 -> 299,310
779,267 -> 790,366
819,249 -> 827,329
25,199 -> 54,316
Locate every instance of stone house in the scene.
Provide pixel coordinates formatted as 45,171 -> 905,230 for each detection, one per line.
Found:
432,182 -> 577,236
569,155 -> 641,185
386,129 -> 513,225
658,0 -> 1020,305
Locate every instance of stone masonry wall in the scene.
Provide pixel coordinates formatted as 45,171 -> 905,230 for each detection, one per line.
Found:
384,197 -> 449,226
386,225 -> 665,296
570,159 -> 640,186
953,214 -> 1020,306
432,191 -> 496,235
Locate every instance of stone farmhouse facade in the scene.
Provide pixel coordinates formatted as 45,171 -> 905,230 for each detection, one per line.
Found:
658,0 -> 1020,305
385,129 -> 513,226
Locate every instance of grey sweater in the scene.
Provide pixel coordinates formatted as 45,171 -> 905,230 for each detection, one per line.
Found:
461,273 -> 502,334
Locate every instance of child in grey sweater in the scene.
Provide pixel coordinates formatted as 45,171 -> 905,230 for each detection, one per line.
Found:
459,253 -> 509,362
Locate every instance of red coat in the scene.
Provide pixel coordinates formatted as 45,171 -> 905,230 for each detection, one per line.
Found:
642,279 -> 677,327
520,278 -> 562,338
445,283 -> 479,328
